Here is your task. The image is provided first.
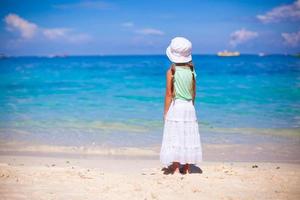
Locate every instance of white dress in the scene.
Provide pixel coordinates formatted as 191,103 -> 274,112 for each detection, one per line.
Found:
160,98 -> 203,166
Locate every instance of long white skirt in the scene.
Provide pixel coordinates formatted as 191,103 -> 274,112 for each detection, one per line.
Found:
160,99 -> 203,166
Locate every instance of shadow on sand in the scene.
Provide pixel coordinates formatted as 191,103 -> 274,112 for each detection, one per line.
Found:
161,164 -> 203,175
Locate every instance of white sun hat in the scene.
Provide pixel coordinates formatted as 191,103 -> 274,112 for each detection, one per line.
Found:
166,37 -> 192,63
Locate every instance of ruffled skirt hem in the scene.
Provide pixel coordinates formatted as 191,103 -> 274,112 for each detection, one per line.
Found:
160,99 -> 203,166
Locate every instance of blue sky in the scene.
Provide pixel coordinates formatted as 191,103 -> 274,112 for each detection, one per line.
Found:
0,0 -> 300,55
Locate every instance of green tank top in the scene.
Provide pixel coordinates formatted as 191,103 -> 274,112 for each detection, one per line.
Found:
173,66 -> 196,100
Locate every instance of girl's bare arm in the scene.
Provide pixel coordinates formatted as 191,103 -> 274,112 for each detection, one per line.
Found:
164,69 -> 173,120
192,78 -> 196,105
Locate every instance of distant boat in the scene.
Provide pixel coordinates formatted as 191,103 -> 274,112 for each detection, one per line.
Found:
217,50 -> 240,57
258,52 -> 265,57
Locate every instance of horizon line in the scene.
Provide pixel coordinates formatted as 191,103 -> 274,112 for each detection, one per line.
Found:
1,53 -> 298,58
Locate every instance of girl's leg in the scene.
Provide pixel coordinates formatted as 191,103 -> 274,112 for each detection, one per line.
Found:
182,163 -> 190,174
171,162 -> 180,173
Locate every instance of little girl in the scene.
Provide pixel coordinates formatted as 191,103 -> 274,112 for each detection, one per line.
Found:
160,37 -> 203,174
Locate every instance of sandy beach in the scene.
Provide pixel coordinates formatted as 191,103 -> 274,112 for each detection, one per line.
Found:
0,146 -> 300,200
1,0 -> 300,199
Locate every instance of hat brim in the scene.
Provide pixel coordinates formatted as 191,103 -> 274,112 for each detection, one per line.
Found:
166,46 -> 192,63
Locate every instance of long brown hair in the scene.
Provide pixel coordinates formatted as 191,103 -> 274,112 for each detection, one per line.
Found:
170,61 -> 195,98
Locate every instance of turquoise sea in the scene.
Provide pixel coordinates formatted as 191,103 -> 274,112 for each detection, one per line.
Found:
0,55 -> 299,148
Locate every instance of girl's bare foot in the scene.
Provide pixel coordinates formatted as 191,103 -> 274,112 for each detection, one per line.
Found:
171,162 -> 180,174
173,167 -> 180,174
182,164 -> 190,174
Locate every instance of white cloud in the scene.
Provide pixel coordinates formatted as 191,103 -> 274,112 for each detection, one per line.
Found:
4,13 -> 38,39
229,28 -> 258,47
42,28 -> 70,39
4,13 -> 92,44
121,22 -> 134,28
282,30 -> 300,47
257,0 -> 300,23
136,28 -> 164,36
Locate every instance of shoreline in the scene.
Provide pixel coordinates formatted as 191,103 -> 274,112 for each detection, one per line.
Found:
0,141 -> 299,164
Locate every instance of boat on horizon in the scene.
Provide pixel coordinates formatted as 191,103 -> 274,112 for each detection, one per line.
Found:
217,50 -> 240,57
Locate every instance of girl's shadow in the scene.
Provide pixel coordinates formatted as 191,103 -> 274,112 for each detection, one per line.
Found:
161,164 -> 203,175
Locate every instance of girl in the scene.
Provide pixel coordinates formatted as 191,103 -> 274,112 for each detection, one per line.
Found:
160,37 -> 203,174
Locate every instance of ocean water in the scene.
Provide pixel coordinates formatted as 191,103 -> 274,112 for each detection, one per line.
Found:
0,55 -> 299,148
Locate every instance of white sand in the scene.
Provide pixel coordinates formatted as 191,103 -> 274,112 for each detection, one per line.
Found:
0,154 -> 300,200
